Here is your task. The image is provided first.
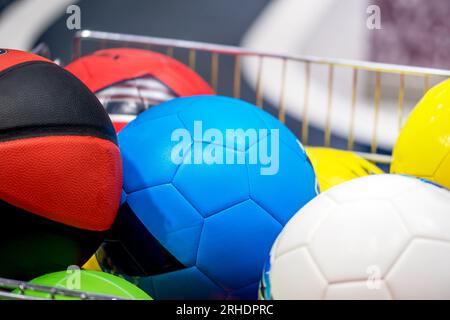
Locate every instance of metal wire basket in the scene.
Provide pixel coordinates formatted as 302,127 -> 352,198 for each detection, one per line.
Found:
73,30 -> 450,165
4,29 -> 450,300
0,277 -> 125,300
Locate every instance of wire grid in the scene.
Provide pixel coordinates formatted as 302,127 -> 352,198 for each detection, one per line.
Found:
0,277 -> 125,300
73,30 -> 450,164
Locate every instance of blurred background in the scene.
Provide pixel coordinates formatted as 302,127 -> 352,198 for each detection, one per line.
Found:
1,0 -> 449,154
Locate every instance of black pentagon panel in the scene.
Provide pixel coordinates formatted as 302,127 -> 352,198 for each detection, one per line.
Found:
0,61 -> 117,144
96,203 -> 186,277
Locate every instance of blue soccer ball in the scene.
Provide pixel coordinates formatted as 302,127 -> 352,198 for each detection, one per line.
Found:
98,95 -> 318,299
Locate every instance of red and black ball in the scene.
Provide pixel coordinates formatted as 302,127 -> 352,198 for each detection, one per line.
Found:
0,49 -> 122,280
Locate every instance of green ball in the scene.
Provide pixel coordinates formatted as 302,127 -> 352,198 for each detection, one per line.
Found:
15,270 -> 151,300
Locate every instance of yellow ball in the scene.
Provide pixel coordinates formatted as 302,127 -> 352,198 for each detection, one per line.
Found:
82,255 -> 102,272
305,147 -> 384,191
391,79 -> 450,189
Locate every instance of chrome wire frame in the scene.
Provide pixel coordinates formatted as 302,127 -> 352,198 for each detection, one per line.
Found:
0,277 -> 125,300
73,30 -> 450,164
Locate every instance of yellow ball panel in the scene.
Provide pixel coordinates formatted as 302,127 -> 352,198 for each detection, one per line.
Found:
305,147 -> 384,192
391,79 -> 450,187
434,150 -> 450,188
82,254 -> 102,272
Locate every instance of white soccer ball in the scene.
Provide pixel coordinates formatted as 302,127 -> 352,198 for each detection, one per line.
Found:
261,174 -> 450,300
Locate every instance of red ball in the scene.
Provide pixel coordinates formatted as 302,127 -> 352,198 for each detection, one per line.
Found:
66,48 -> 214,132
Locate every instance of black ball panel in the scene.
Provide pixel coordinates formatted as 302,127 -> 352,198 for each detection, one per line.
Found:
0,200 -> 107,280
0,61 -> 116,144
